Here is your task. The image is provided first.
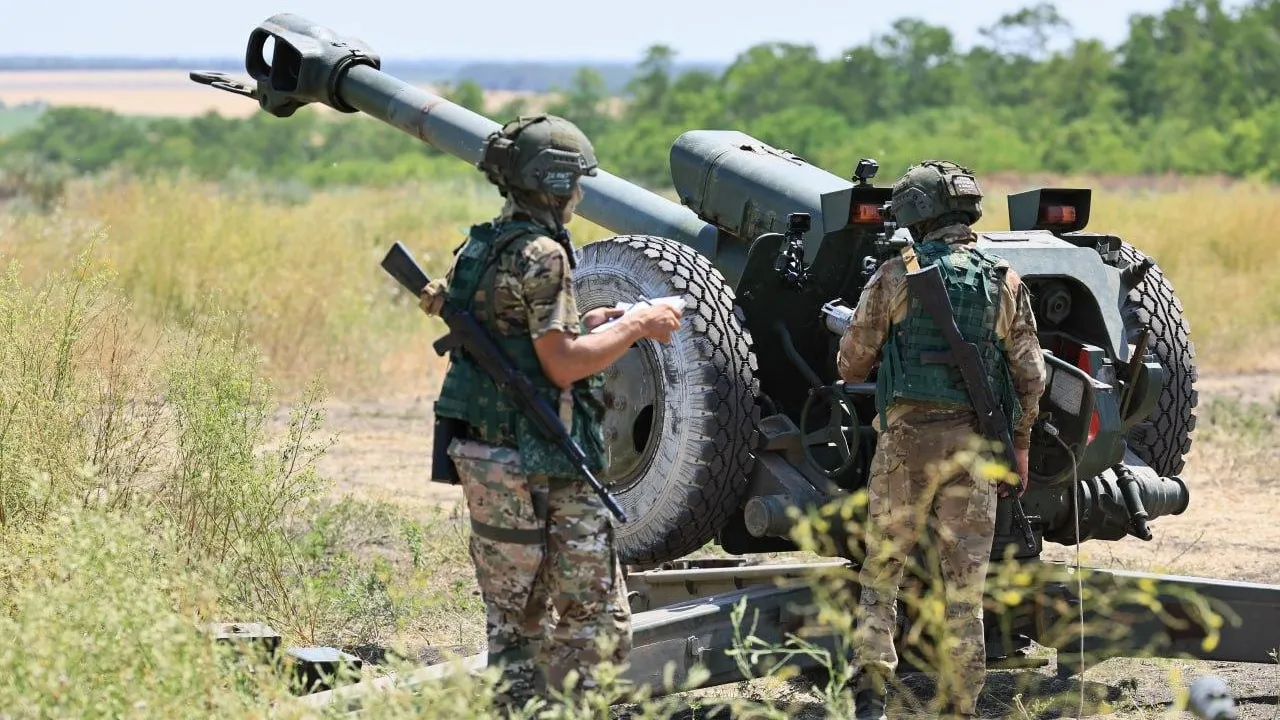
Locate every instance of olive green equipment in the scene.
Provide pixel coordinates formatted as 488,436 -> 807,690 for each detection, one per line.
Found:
194,15 -> 1280,712
892,232 -> 1037,552
477,114 -> 599,197
379,240 -> 627,523
886,159 -> 985,238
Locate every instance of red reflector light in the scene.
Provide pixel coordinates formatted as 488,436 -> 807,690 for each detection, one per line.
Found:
1041,205 -> 1077,225
850,203 -> 883,224
1074,346 -> 1100,443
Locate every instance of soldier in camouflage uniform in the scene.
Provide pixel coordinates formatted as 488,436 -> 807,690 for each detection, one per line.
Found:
417,114 -> 683,711
836,160 -> 1047,720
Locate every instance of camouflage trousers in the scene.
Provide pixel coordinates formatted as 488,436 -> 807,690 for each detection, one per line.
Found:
851,409 -> 998,715
448,438 -> 633,709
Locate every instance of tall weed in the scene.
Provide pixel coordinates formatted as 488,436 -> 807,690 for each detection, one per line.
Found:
0,242 -> 148,527
0,508 -> 295,718
0,242 -> 488,716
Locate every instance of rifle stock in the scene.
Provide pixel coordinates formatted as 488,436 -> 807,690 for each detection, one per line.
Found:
380,241 -> 629,523
380,241 -> 430,295
905,262 -> 1037,551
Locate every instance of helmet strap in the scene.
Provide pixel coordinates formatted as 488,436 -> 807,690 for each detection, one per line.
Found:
553,224 -> 576,270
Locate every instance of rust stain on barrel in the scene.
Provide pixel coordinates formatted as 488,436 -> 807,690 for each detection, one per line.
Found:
416,95 -> 446,141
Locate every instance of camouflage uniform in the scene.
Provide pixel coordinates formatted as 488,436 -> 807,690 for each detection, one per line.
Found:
838,218 -> 1046,717
424,116 -> 632,709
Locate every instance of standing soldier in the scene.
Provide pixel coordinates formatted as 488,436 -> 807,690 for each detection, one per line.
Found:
836,160 -> 1047,719
417,114 -> 683,711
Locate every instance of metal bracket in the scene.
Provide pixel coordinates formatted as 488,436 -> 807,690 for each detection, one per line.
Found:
189,71 -> 258,100
685,635 -> 707,660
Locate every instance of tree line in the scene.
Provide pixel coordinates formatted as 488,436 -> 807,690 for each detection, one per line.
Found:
4,0 -> 1279,193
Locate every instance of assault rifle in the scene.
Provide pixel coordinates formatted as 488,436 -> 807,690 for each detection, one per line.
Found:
902,245 -> 1038,552
380,240 -> 629,523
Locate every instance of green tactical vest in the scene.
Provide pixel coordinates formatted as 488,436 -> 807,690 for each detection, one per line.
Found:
433,220 -> 608,479
874,240 -> 1023,433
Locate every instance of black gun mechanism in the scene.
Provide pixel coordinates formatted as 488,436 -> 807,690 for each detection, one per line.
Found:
859,199 -> 912,281
773,212 -> 813,289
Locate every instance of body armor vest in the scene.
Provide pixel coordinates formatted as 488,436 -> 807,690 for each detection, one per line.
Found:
433,220 -> 607,478
874,240 -> 1022,433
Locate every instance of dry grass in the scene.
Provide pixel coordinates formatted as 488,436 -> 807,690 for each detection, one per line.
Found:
0,172 -> 619,399
1,171 -> 1275,407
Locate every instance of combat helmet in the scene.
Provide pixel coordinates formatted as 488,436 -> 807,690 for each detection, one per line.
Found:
477,114 -> 599,197
887,160 -> 983,238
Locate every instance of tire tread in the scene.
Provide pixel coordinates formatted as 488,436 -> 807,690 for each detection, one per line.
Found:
1116,242 -> 1198,477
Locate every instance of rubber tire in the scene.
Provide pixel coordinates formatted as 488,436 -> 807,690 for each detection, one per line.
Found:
1116,241 -> 1199,477
573,235 -> 760,566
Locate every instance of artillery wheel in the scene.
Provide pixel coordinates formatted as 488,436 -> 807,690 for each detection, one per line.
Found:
1116,242 -> 1198,477
573,234 -> 760,566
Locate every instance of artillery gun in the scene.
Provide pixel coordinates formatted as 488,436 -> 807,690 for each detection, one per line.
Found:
191,14 -> 1280,710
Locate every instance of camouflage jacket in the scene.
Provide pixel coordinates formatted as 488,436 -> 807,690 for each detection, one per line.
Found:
433,204 -> 607,477
837,223 -> 1047,448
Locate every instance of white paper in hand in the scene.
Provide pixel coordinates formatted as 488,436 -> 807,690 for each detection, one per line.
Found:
589,295 -> 686,334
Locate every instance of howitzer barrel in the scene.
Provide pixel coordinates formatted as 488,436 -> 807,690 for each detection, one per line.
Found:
235,14 -> 719,254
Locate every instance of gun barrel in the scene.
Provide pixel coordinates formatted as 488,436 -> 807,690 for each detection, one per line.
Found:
237,14 -> 719,254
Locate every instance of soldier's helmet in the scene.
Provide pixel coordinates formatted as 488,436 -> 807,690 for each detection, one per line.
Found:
887,160 -> 984,234
477,114 -> 599,197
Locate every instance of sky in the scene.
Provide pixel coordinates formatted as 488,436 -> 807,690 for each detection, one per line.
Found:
0,0 -> 1215,62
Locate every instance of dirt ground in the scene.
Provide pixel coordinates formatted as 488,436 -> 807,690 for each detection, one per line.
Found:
290,371 -> 1280,719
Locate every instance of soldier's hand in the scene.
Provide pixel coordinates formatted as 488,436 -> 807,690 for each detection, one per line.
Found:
1014,447 -> 1029,498
583,306 -> 625,331
630,304 -> 682,343
419,279 -> 447,317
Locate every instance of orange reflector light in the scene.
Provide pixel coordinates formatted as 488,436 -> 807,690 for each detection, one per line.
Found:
1075,346 -> 1101,444
1041,205 -> 1077,225
850,203 -> 882,224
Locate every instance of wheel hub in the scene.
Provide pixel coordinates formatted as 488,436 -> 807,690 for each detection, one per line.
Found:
599,340 -> 662,492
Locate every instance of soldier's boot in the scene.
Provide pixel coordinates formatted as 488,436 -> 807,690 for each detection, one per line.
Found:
853,673 -> 888,720
853,687 -> 887,720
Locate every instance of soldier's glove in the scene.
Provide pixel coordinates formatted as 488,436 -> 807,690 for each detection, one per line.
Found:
419,278 -> 447,317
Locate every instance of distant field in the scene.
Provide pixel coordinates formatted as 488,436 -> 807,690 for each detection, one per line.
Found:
0,69 -> 561,118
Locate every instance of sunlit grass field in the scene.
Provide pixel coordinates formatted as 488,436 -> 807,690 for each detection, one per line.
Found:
2,171 -> 1275,403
